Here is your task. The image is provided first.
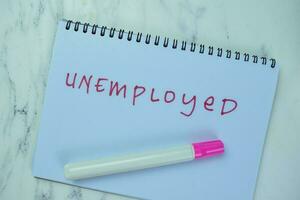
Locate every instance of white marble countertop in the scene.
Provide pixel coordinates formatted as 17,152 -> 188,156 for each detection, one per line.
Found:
1,0 -> 299,199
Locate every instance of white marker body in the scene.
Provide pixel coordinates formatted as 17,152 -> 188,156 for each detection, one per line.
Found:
64,144 -> 194,180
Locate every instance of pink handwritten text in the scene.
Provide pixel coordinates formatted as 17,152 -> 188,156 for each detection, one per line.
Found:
65,72 -> 238,117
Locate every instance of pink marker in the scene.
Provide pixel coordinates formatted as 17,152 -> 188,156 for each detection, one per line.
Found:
64,140 -> 224,180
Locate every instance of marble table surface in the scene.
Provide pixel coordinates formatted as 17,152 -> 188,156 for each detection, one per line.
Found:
1,0 -> 299,199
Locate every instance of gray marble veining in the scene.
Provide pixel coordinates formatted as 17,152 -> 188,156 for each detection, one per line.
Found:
1,0 -> 300,199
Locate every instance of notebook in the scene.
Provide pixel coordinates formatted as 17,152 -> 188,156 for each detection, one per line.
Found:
33,19 -> 279,200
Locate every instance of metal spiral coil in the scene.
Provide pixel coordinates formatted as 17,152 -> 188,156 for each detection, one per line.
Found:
65,20 -> 276,68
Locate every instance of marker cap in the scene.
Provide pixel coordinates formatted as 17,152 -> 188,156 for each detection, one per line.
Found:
192,140 -> 224,159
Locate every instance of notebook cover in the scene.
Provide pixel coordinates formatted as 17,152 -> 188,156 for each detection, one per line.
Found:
33,20 -> 279,200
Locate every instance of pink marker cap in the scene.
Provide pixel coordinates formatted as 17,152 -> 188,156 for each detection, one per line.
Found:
192,140 -> 224,159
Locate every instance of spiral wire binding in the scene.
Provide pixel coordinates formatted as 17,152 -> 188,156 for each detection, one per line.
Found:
64,20 -> 276,68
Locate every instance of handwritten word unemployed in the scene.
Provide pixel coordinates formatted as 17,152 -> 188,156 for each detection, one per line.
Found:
65,73 -> 238,117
